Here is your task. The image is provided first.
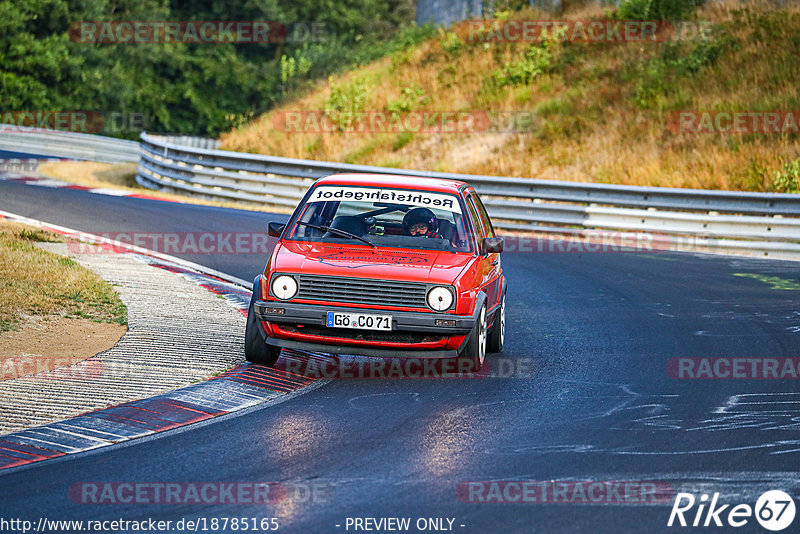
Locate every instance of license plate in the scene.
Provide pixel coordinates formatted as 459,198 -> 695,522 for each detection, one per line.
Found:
326,311 -> 392,331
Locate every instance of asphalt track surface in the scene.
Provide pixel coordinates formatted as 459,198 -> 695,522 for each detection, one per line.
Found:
0,150 -> 60,160
1,179 -> 799,533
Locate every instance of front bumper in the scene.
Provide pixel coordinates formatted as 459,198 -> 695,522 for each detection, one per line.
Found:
254,300 -> 478,359
255,301 -> 476,334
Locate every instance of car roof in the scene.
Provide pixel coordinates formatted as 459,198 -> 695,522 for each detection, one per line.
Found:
315,173 -> 469,193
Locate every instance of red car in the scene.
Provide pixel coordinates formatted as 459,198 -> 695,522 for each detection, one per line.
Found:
245,173 -> 506,371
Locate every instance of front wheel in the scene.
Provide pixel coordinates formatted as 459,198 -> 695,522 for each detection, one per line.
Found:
244,295 -> 281,366
459,303 -> 487,372
487,293 -> 505,353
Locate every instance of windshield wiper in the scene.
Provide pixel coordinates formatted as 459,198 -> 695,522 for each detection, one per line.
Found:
295,221 -> 376,248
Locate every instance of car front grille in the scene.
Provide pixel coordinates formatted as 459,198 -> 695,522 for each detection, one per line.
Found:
295,274 -> 429,309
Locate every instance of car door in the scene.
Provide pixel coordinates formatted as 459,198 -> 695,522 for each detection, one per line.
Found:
465,190 -> 501,314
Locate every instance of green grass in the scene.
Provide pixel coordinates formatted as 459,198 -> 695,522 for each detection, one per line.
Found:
0,221 -> 128,332
733,273 -> 800,290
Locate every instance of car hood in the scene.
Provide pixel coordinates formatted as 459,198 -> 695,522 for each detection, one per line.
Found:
272,241 -> 472,285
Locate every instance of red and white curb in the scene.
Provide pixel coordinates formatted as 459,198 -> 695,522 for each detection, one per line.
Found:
0,210 -> 330,472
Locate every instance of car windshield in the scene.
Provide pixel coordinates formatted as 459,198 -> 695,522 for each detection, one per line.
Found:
285,185 -> 474,252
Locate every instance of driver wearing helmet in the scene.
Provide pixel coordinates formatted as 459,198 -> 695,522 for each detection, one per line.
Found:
402,207 -> 443,238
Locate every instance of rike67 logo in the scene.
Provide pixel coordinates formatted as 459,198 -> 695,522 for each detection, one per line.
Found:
668,490 -> 796,531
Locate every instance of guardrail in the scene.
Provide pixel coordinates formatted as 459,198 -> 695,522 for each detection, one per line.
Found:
0,126 -> 140,163
137,131 -> 800,259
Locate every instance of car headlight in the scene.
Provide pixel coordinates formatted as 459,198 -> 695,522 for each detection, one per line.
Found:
271,275 -> 298,300
427,286 -> 454,311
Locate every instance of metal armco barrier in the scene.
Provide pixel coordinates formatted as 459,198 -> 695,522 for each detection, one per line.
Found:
0,126 -> 140,163
137,131 -> 800,259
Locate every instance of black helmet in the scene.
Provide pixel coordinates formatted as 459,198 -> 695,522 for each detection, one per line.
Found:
403,207 -> 437,235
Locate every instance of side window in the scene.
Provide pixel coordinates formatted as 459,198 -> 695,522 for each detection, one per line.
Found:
472,193 -> 496,238
450,212 -> 471,251
293,201 -> 335,238
465,194 -> 485,241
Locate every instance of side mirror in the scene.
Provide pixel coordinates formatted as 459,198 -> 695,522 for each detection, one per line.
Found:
482,237 -> 504,254
268,222 -> 286,238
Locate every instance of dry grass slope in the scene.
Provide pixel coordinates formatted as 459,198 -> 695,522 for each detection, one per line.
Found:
220,1 -> 800,192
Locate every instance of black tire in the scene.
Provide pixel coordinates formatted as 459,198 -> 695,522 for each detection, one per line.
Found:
244,294 -> 281,366
459,302 -> 487,372
487,293 -> 505,353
